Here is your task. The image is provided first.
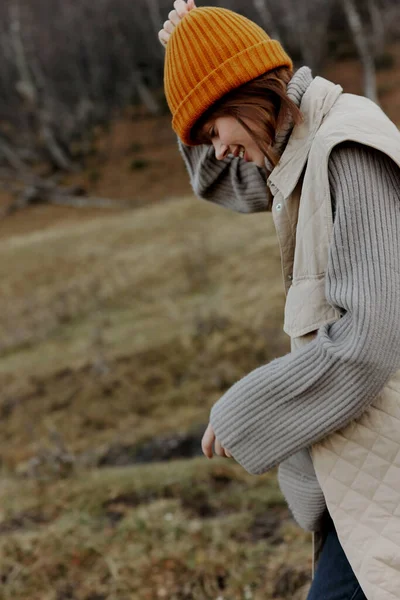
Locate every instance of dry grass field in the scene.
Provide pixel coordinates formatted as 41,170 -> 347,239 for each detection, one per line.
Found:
1,45 -> 400,599
0,197 -> 313,599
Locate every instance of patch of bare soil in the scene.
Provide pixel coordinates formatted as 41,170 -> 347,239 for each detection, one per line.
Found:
0,111 -> 191,240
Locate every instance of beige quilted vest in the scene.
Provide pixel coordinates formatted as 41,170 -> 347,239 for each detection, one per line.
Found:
268,76 -> 400,599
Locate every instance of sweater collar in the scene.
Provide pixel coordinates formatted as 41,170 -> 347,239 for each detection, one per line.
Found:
262,66 -> 313,209
274,66 -> 314,157
268,76 -> 343,199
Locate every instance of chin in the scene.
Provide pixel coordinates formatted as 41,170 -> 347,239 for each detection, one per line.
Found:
253,158 -> 266,168
246,152 -> 266,168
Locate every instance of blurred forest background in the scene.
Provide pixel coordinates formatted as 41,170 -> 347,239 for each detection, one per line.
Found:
0,1 -> 399,599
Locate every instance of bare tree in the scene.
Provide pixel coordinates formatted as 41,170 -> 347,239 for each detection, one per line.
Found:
9,0 -> 77,171
279,0 -> 334,72
341,0 -> 378,103
146,0 -> 163,36
367,0 -> 385,56
0,0 -> 397,197
252,0 -> 282,41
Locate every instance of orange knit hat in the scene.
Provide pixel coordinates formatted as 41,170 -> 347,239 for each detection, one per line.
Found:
164,6 -> 293,145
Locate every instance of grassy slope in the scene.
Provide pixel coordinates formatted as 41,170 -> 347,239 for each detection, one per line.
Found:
3,44 -> 400,599
0,195 -> 312,599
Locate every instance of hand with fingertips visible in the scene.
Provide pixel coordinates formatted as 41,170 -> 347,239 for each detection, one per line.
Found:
158,0 -> 197,47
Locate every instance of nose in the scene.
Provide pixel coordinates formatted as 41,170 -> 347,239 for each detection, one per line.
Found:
214,141 -> 228,161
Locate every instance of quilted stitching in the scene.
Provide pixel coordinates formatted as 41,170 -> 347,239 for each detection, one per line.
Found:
312,392 -> 400,599
276,76 -> 400,598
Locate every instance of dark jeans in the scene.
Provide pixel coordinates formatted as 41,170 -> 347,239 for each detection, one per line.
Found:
307,521 -> 367,600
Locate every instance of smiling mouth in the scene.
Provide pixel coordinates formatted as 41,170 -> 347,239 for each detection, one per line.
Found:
229,146 -> 249,161
240,148 -> 251,162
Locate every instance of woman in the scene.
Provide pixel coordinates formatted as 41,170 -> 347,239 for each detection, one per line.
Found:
159,2 -> 400,599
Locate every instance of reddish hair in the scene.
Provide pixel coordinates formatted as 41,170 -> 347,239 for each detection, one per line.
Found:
191,67 -> 303,167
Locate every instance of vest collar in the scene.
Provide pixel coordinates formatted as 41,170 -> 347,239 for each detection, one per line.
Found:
267,76 -> 343,198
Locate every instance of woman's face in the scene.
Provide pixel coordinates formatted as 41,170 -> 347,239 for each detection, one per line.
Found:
203,115 -> 266,168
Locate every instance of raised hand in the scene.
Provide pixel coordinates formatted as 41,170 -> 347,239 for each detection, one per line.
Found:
158,0 -> 197,47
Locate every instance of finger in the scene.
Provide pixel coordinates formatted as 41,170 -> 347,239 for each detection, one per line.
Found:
214,438 -> 226,458
224,448 -> 232,458
174,0 -> 189,18
158,30 -> 170,46
201,423 -> 215,459
187,0 -> 197,10
168,9 -> 181,26
163,20 -> 175,35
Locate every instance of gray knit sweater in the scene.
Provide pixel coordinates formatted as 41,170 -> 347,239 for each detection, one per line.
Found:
178,67 -> 400,530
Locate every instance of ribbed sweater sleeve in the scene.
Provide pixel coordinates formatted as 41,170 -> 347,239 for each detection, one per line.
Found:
178,139 -> 272,213
209,143 -> 400,475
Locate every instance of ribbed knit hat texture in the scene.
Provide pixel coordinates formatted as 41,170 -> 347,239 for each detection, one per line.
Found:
164,6 -> 293,145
